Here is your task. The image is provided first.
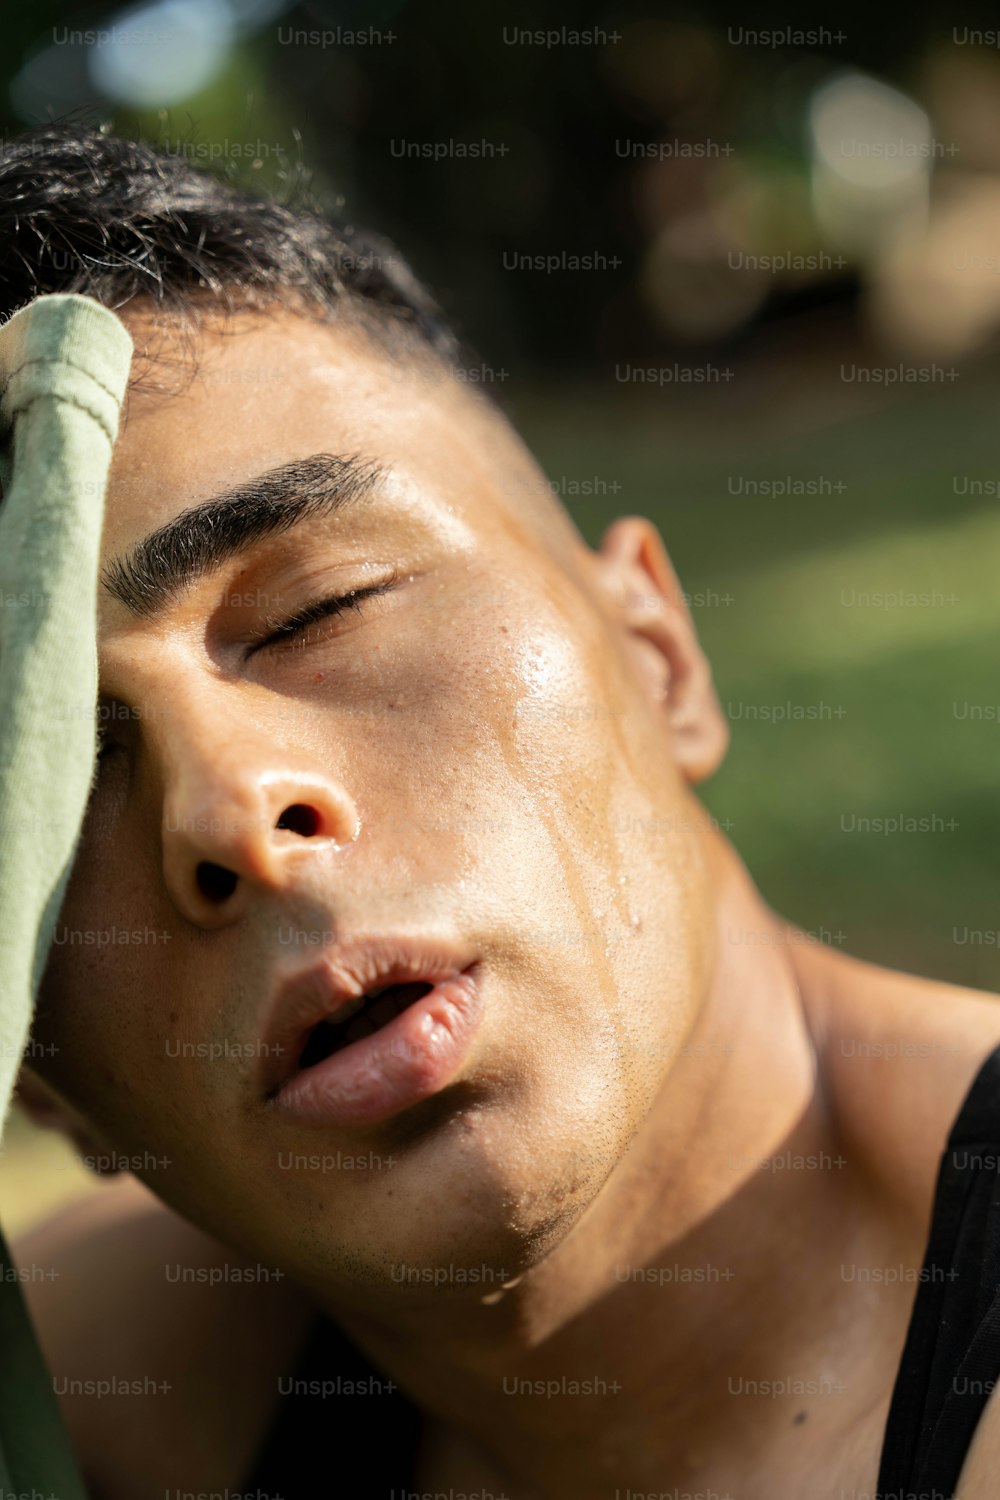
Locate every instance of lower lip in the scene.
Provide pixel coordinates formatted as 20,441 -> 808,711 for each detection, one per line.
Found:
271,965 -> 485,1129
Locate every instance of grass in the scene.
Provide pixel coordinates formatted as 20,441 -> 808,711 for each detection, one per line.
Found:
516,355 -> 1000,991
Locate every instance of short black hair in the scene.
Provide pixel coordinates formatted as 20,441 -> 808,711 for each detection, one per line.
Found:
0,120 -> 463,368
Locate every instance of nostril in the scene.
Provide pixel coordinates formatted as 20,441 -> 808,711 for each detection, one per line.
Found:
275,803 -> 321,837
196,861 -> 238,903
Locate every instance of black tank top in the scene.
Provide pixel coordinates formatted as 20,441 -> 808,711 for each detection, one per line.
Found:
246,1042 -> 1000,1498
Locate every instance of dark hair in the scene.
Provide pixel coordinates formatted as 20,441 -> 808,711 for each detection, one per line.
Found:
0,121 -> 463,369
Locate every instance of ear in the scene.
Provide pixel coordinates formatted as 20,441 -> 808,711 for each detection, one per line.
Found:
15,1068 -> 123,1177
592,516 -> 729,783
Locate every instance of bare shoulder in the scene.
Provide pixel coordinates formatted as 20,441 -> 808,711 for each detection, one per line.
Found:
796,940 -> 1000,1224
13,1174 -> 313,1500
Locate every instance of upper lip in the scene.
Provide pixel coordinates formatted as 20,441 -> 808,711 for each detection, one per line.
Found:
258,933 -> 477,1098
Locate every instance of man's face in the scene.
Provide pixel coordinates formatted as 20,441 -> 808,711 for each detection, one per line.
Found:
27,308 -> 720,1299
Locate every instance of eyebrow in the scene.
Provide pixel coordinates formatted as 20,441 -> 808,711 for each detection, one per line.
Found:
101,453 -> 386,619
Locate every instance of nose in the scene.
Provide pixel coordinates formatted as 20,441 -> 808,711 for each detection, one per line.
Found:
161,737 -> 360,929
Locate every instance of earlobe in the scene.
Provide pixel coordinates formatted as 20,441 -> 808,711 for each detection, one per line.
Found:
593,515 -> 730,783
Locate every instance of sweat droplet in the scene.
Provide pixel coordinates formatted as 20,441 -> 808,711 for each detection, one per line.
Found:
481,1271 -> 525,1305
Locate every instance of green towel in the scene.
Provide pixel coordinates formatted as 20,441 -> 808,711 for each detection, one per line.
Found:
0,293 -> 133,1128
0,293 -> 133,1494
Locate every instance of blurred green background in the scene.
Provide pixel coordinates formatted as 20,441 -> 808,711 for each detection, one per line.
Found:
3,0 -> 1000,1229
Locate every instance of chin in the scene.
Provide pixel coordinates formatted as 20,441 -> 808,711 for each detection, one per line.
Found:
245,1101 -> 616,1300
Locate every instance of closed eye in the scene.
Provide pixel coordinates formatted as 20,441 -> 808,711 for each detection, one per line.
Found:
250,568 -> 400,654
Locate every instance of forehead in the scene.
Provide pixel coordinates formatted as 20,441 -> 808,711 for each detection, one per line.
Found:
103,307 -> 533,565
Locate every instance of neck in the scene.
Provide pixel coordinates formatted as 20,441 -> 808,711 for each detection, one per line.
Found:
313,832 -> 893,1496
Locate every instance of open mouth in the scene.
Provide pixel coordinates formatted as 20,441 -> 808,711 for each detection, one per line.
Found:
265,952 -> 486,1128
295,981 -> 437,1070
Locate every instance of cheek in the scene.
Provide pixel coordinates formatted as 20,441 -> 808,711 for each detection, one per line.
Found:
35,932 -> 154,1101
494,589 -> 713,1080
32,826 -> 180,1125
365,580 -> 626,915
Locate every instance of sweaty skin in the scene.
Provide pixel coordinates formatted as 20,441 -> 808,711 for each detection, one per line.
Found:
16,305 -> 1000,1500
